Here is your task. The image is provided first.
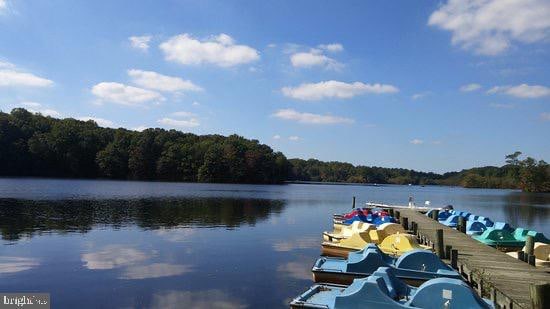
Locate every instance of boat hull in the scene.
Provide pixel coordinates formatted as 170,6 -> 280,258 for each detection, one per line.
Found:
321,243 -> 355,258
312,269 -> 426,287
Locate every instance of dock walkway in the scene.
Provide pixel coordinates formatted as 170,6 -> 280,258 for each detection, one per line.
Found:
397,209 -> 549,309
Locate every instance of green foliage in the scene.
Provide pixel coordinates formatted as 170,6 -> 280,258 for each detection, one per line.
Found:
1,110 -> 548,192
0,109 -> 289,184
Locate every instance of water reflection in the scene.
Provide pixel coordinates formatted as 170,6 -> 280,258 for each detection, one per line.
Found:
0,198 -> 285,241
81,245 -> 151,270
119,263 -> 193,280
0,257 -> 39,274
150,290 -> 247,309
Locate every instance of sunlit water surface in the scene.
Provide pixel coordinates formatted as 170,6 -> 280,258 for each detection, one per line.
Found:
1,178 -> 549,308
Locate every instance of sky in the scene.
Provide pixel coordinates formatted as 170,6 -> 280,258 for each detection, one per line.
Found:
0,0 -> 549,173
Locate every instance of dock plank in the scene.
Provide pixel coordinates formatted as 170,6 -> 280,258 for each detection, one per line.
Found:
397,209 -> 550,309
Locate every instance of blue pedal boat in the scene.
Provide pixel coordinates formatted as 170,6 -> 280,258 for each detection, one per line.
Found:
492,222 -> 514,233
440,215 -> 460,228
466,221 -> 488,236
425,209 -> 452,221
291,267 -> 493,309
312,244 -> 460,286
337,214 -> 396,227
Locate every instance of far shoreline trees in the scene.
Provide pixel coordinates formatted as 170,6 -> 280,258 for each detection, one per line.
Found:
1,109 -> 548,192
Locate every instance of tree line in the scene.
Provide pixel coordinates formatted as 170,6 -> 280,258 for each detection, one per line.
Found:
1,109 -> 548,192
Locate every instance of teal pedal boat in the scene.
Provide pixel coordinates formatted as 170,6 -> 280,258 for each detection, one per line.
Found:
291,267 -> 493,309
512,228 -> 550,244
312,244 -> 460,286
472,228 -> 524,251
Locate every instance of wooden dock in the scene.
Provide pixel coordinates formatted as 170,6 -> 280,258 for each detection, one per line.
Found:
394,209 -> 549,309
396,209 -> 550,309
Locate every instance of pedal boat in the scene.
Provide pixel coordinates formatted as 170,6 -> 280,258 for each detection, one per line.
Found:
322,231 -> 430,258
323,221 -> 375,242
291,267 -> 492,309
506,242 -> 550,267
472,228 -> 525,251
512,228 -> 550,243
313,244 -> 460,286
332,214 -> 396,232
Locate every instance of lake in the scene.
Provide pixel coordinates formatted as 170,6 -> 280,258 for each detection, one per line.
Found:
1,178 -> 549,308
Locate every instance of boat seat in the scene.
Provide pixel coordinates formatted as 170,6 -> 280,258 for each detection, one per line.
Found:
372,267 -> 411,299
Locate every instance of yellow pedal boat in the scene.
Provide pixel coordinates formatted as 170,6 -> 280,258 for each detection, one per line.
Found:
323,221 -> 375,242
506,242 -> 550,267
321,231 -> 431,258
324,223 -> 405,243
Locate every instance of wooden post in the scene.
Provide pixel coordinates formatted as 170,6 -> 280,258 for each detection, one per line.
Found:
445,245 -> 452,259
402,217 -> 409,230
389,208 -> 394,217
517,250 -> 525,261
352,196 -> 356,209
411,221 -> 417,235
395,210 -> 400,220
528,254 -> 536,266
530,283 -> 550,309
433,209 -> 440,221
450,249 -> 458,269
525,235 -> 535,256
458,216 -> 466,233
436,229 -> 444,258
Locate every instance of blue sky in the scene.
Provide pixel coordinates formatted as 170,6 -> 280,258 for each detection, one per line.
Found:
1,0 -> 549,173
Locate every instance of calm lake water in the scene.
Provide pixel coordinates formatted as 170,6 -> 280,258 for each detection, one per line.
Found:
1,178 -> 549,308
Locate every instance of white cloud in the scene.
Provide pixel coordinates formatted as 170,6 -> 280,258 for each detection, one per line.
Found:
133,126 -> 149,132
77,116 -> 115,128
460,83 -> 482,92
541,112 -> 550,121
428,0 -> 550,55
411,92 -> 432,100
158,117 -> 200,128
282,80 -> 398,101
128,69 -> 202,93
30,108 -> 60,117
318,43 -> 344,52
0,69 -> 53,88
290,51 -> 341,70
20,101 -> 42,108
288,136 -> 300,141
91,82 -> 164,106
488,84 -> 550,98
81,246 -> 150,270
129,35 -> 152,51
489,102 -> 514,109
171,111 -> 196,117
18,102 -> 61,117
272,109 -> 354,125
192,101 -> 200,106
0,0 -> 8,13
119,263 -> 193,280
0,61 -> 15,68
160,33 -> 259,67
272,135 -> 281,140
410,139 -> 424,145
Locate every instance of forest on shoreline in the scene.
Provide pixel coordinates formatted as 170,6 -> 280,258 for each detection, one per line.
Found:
1,109 -> 549,192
